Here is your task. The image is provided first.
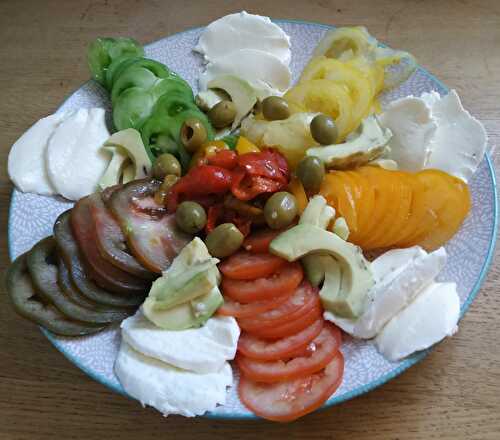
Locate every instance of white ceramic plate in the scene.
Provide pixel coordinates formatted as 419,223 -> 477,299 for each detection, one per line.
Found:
8,20 -> 498,419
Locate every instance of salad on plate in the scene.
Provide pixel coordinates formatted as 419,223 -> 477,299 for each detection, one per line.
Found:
5,11 -> 489,422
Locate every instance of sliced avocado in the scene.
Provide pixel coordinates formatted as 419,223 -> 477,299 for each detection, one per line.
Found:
299,195 -> 335,229
318,256 -> 343,311
99,146 -> 130,190
332,217 -> 350,240
195,89 -> 229,112
302,253 -> 331,287
122,163 -> 135,184
105,128 -> 152,179
144,261 -> 218,310
142,287 -> 223,330
207,75 -> 258,130
270,224 -> 374,318
307,115 -> 392,169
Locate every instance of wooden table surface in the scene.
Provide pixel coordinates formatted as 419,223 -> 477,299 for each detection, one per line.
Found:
1,1 -> 499,439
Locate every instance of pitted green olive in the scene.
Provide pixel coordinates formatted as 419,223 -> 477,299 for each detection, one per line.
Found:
152,153 -> 181,179
205,223 -> 243,258
310,114 -> 338,145
262,96 -> 290,121
296,156 -> 325,192
208,100 -> 237,128
181,118 -> 208,153
175,201 -> 207,234
264,192 -> 298,229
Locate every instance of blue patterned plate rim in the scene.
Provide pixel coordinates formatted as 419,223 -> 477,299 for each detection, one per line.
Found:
7,19 -> 498,420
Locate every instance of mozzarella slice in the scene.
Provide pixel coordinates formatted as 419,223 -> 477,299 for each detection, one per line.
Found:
370,246 -> 426,283
8,112 -> 70,195
194,11 -> 291,65
423,90 -> 488,183
379,97 -> 437,171
46,108 -> 110,200
199,49 -> 292,97
375,282 -> 460,361
325,247 -> 447,338
121,311 -> 240,373
115,341 -> 233,417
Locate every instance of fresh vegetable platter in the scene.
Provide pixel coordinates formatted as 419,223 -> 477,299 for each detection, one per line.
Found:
6,16 -> 497,421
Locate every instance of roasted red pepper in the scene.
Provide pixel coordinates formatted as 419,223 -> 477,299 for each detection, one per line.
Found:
207,149 -> 238,170
230,149 -> 290,201
167,165 -> 232,212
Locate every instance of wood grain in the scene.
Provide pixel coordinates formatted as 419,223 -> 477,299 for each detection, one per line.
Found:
0,1 -> 499,438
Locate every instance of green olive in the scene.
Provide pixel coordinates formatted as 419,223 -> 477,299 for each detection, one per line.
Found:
296,156 -> 325,193
205,223 -> 244,258
262,96 -> 290,121
175,201 -> 207,234
208,100 -> 237,129
181,118 -> 208,153
310,114 -> 338,145
264,192 -> 298,230
152,153 -> 181,179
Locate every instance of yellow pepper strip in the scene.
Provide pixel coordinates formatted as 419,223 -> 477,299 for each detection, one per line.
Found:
189,140 -> 229,168
236,136 -> 260,155
288,177 -> 308,213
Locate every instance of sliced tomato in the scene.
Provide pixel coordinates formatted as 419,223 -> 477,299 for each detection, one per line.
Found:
239,351 -> 345,422
222,262 -> 303,303
250,303 -> 322,339
237,324 -> 341,383
242,229 -> 284,253
238,282 -> 319,331
217,292 -> 293,318
237,319 -> 324,361
220,251 -> 287,280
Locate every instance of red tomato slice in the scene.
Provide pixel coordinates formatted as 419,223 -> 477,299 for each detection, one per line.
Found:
287,324 -> 342,358
238,282 -> 319,331
237,319 -> 324,361
217,291 -> 293,319
239,351 -> 345,422
219,251 -> 287,280
242,229 -> 283,253
222,262 -> 303,303
250,303 -> 322,339
237,324 -> 341,383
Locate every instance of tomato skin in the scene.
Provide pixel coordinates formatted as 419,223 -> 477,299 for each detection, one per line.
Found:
237,324 -> 341,383
220,251 -> 287,280
207,149 -> 238,169
237,319 -> 324,361
238,282 -> 319,331
217,291 -> 293,318
222,262 -> 303,303
242,228 -> 283,253
238,351 -> 345,422
250,302 -> 322,339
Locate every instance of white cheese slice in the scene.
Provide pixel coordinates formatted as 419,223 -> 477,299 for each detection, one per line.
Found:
371,246 -> 426,283
325,247 -> 447,338
121,311 -> 240,373
115,341 -> 232,417
194,11 -> 291,66
375,282 -> 460,361
46,108 -> 110,200
8,111 -> 70,195
379,97 -> 437,171
198,49 -> 291,98
423,90 -> 488,183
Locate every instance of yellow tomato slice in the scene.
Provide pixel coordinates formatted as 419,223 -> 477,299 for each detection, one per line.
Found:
284,79 -> 353,140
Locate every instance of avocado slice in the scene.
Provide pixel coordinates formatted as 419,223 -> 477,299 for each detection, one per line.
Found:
207,75 -> 257,130
332,217 -> 350,240
142,287 -> 223,330
306,115 -> 392,169
270,224 -> 374,318
318,256 -> 343,311
302,253 -> 331,287
144,261 -> 218,311
99,146 -> 130,190
122,163 -> 135,184
105,128 -> 152,179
